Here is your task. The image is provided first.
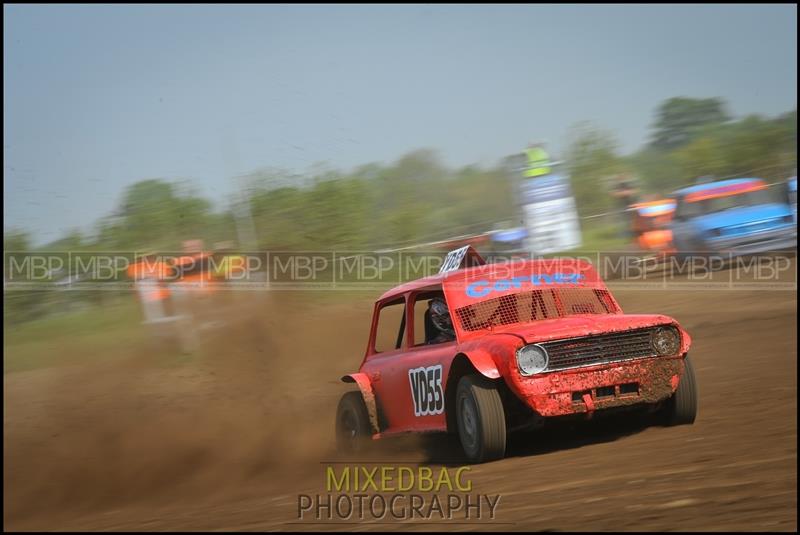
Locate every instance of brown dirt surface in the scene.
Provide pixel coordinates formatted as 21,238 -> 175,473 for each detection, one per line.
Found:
4,265 -> 797,531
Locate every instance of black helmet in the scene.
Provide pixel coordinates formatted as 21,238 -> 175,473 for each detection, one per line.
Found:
429,297 -> 454,336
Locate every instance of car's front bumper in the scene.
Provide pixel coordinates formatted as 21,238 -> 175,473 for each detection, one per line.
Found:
512,356 -> 685,417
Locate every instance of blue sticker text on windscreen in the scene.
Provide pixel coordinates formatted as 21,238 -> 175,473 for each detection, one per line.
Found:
466,273 -> 585,298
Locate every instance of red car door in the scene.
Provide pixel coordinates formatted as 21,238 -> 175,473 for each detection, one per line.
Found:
364,290 -> 456,435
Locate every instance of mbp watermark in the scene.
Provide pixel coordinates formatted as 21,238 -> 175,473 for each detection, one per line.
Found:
3,249 -> 796,291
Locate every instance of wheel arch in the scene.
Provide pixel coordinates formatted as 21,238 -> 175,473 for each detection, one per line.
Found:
444,353 -> 503,434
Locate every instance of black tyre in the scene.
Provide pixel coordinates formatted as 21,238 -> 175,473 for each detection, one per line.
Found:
335,391 -> 372,456
665,355 -> 699,425
455,375 -> 507,463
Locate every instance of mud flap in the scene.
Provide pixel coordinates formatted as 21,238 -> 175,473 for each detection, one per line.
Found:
341,373 -> 380,436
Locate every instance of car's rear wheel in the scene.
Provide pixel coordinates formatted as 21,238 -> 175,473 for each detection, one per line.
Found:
664,355 -> 698,425
455,375 -> 506,463
335,391 -> 371,456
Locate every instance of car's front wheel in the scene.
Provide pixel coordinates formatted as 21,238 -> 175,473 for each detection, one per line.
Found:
664,355 -> 699,425
335,391 -> 372,456
455,375 -> 507,463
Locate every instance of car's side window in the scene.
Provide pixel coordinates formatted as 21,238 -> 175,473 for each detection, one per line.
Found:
411,290 -> 450,346
373,299 -> 406,353
675,197 -> 695,220
676,196 -> 702,220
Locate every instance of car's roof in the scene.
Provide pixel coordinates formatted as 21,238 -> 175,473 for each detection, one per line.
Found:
378,257 -> 594,301
673,177 -> 765,197
631,199 -> 676,216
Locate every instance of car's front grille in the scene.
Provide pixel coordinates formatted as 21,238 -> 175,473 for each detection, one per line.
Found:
542,328 -> 655,371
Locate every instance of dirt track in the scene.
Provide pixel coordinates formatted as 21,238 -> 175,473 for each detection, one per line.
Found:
4,266 -> 798,531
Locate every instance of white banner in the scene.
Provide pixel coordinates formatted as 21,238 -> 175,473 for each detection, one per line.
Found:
519,174 -> 582,254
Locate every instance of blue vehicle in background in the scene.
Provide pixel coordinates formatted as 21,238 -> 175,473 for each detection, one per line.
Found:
670,178 -> 797,256
788,176 -> 797,224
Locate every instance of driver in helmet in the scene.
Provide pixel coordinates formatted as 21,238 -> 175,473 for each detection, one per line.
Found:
428,297 -> 456,344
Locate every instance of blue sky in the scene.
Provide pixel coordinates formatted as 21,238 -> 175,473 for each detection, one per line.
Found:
4,4 -> 797,244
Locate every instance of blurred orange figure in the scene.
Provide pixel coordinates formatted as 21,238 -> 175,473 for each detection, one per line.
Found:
630,199 -> 677,252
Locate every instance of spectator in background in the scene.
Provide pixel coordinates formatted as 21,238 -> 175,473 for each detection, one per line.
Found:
523,142 -> 552,178
611,173 -> 640,240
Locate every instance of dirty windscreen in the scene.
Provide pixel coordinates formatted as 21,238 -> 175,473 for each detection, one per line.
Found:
453,287 -> 616,332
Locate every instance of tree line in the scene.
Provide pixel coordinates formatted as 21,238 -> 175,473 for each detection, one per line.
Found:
3,97 -> 797,324
6,97 -> 796,254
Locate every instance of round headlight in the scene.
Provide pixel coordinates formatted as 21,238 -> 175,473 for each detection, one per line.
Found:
517,345 -> 548,376
651,326 -> 680,356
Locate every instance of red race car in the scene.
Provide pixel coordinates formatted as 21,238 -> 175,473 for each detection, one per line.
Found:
336,246 -> 697,463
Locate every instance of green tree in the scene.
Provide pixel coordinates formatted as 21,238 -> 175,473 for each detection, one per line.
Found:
650,97 -> 730,150
674,136 -> 727,180
565,122 -> 625,217
625,147 -> 684,193
716,114 -> 797,180
40,228 -> 84,251
3,229 -> 31,251
112,179 -> 214,250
